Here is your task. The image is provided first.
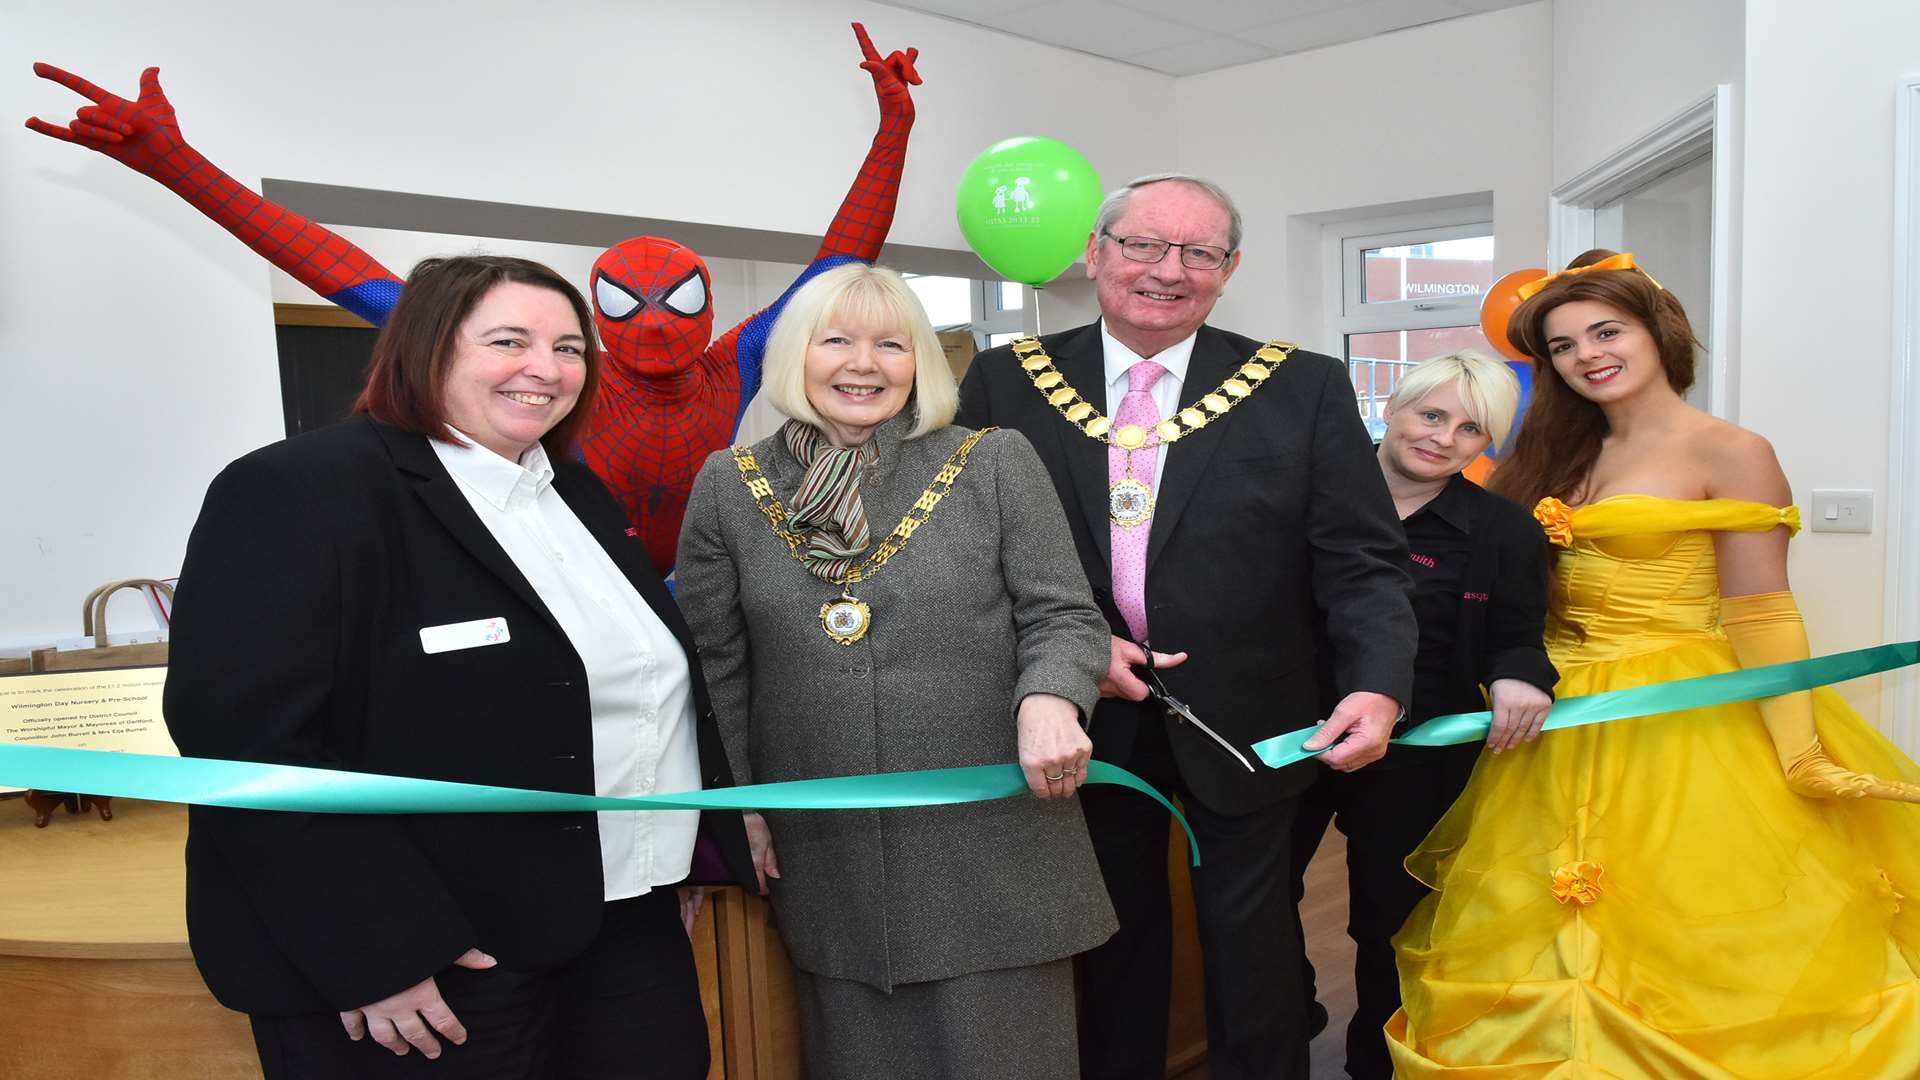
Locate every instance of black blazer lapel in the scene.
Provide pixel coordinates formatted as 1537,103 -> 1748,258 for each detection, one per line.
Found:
369,421 -> 569,643
1147,329 -> 1239,571
1045,325 -> 1117,572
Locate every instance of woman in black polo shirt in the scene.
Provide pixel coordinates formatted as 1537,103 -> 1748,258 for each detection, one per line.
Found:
1288,350 -> 1556,1080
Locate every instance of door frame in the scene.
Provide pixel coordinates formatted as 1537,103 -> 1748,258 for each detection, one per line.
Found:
1548,85 -> 1739,420
1885,77 -> 1920,751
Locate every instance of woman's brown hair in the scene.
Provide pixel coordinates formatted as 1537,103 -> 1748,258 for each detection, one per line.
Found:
1489,249 -> 1699,508
354,255 -> 602,454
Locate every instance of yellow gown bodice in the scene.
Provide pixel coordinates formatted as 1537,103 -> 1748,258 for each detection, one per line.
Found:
1540,496 -> 1800,662
1386,496 -> 1920,1080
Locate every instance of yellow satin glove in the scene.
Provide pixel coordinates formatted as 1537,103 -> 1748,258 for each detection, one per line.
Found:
1721,591 -> 1920,803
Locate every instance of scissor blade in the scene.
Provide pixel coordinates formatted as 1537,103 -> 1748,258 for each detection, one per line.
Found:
1161,694 -> 1257,773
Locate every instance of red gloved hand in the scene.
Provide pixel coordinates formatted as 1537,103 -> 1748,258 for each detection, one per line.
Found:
27,64 -> 199,185
853,22 -> 921,118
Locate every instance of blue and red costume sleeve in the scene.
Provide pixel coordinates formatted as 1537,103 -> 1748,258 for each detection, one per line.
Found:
26,64 -> 404,325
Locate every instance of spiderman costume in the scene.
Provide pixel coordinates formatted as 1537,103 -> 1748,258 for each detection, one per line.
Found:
28,22 -> 921,574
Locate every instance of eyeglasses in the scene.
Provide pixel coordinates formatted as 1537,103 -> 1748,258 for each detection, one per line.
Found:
1103,232 -> 1234,271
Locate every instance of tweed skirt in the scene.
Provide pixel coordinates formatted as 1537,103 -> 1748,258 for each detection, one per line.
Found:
790,958 -> 1076,1079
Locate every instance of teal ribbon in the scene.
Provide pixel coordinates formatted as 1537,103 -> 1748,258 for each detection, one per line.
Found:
18,642 -> 1912,866
0,746 -> 1199,864
1255,640 -> 1920,769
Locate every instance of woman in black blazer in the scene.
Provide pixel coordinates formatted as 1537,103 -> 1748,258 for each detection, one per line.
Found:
1287,350 -> 1558,1080
163,255 -> 752,1079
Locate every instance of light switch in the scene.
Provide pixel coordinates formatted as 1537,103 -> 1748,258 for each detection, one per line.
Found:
1809,489 -> 1873,533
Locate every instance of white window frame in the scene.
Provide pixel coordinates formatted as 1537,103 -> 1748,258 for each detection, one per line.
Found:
972,280 -> 1027,351
898,274 -> 1026,353
1324,209 -> 1495,438
1338,220 -> 1495,328
1323,209 -> 1495,348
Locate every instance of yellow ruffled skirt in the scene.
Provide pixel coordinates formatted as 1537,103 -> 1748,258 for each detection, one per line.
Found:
1386,638 -> 1920,1078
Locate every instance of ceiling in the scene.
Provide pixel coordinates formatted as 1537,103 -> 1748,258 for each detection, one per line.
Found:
877,0 -> 1537,75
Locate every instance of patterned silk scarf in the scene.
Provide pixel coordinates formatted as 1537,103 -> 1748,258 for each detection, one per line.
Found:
780,419 -> 879,583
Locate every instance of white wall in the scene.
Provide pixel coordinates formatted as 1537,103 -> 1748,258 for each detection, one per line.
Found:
1173,2 -> 1554,353
1,0 -> 1175,645
1739,0 -> 1920,721
1551,0 -> 1744,186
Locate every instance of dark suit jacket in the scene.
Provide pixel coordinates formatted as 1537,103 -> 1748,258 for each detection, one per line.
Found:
957,322 -> 1417,815
162,417 -> 754,1016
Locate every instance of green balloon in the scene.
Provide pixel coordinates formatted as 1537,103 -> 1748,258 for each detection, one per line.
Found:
955,137 -> 1104,287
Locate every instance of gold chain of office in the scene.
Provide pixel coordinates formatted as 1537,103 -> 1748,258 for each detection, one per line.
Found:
1010,335 -> 1298,452
729,428 -> 993,645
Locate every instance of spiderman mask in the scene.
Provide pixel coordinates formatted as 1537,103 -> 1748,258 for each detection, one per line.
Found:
591,237 -> 715,378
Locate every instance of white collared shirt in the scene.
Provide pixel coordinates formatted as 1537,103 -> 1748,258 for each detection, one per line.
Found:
431,430 -> 700,900
1100,320 -> 1197,492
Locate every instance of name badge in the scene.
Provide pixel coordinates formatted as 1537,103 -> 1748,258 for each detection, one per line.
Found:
419,617 -> 511,655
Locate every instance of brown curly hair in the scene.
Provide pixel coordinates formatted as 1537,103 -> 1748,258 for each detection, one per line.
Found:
1489,249 -> 1699,508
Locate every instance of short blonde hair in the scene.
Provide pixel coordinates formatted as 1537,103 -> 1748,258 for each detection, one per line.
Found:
759,263 -> 957,439
1386,350 -> 1522,450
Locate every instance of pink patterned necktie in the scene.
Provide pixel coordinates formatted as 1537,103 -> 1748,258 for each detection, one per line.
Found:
1109,359 -> 1167,642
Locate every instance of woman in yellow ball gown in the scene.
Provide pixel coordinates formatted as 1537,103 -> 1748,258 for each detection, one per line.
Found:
1385,251 -> 1920,1079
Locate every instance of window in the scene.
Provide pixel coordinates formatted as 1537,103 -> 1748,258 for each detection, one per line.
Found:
1332,220 -> 1496,438
1351,233 -> 1493,310
901,275 -> 1025,343
903,274 -> 974,329
973,280 -> 1027,350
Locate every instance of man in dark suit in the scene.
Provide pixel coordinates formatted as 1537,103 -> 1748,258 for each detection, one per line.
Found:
956,174 -> 1416,1080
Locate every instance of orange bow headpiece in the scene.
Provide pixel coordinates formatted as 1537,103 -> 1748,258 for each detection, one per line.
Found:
1514,252 -> 1662,302
1478,253 -> 1665,364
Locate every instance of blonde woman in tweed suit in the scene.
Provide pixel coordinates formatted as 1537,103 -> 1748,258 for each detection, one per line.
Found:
677,263 -> 1117,1078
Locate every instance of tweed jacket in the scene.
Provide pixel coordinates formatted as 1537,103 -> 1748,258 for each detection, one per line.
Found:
676,414 -> 1119,991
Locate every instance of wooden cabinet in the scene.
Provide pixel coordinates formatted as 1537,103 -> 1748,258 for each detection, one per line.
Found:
0,800 -> 256,1080
0,801 -> 1206,1078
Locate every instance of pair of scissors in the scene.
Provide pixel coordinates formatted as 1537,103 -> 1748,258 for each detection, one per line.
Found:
1138,644 -> 1257,773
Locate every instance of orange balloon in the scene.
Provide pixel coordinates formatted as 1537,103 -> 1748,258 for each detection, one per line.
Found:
1462,453 -> 1496,485
1481,267 -> 1546,364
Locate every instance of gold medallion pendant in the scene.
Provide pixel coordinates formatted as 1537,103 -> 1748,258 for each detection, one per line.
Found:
1109,477 -> 1155,527
1109,422 -> 1158,526
731,429 -> 994,647
819,593 -> 872,645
